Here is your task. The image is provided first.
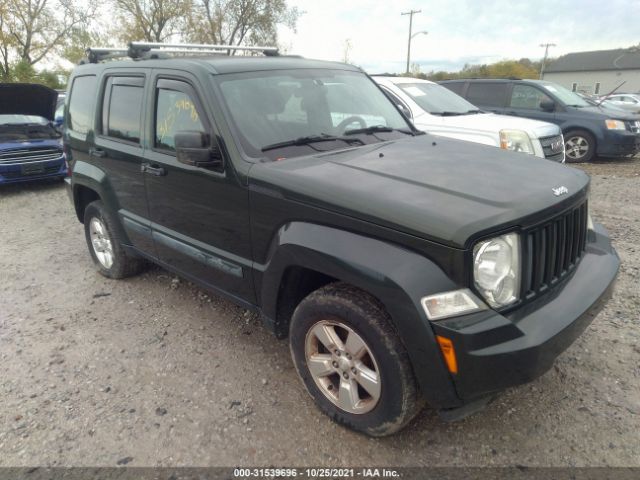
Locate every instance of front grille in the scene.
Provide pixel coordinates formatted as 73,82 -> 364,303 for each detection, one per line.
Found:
626,121 -> 640,134
0,147 -> 63,165
521,200 -> 588,300
539,134 -> 565,162
1,165 -> 62,179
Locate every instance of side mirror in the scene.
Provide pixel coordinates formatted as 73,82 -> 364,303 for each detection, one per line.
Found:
539,100 -> 556,112
398,104 -> 412,119
175,131 -> 224,171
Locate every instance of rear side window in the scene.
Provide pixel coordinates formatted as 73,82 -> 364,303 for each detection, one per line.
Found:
102,77 -> 144,144
466,83 -> 508,107
68,76 -> 97,134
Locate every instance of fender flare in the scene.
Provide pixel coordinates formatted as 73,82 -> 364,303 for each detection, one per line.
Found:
257,222 -> 463,408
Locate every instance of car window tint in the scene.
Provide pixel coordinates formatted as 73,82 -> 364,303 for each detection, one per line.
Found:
68,75 -> 97,134
442,82 -> 465,96
466,83 -> 507,107
155,89 -> 205,151
510,84 -> 552,110
105,85 -> 143,143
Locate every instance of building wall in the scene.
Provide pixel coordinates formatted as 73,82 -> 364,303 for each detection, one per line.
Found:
542,70 -> 640,94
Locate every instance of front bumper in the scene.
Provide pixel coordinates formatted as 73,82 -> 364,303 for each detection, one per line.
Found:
431,223 -> 619,402
0,157 -> 66,184
597,130 -> 640,157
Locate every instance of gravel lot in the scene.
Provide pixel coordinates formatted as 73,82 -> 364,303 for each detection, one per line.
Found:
0,158 -> 639,467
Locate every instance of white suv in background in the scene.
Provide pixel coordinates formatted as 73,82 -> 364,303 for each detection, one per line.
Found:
374,76 -> 565,162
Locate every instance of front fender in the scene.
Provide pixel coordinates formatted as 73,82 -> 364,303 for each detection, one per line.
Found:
257,222 -> 463,408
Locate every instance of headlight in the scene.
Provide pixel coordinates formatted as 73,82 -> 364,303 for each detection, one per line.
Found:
499,130 -> 534,155
605,119 -> 626,130
473,232 -> 520,308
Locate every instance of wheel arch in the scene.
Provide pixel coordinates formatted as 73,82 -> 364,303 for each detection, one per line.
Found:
257,222 -> 463,408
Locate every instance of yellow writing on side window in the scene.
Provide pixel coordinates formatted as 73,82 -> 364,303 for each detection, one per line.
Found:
157,97 -> 200,145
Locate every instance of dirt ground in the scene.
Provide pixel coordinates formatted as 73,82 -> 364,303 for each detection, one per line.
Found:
0,158 -> 639,467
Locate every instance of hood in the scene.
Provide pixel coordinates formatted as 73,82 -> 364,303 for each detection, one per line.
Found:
249,135 -> 589,248
570,103 -> 640,120
0,83 -> 58,120
416,111 -> 561,138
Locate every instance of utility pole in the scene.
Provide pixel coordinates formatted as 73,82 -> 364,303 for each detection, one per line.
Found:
539,42 -> 556,79
402,9 -> 421,74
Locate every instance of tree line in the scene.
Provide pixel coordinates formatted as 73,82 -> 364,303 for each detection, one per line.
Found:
407,58 -> 545,81
0,0 -> 299,88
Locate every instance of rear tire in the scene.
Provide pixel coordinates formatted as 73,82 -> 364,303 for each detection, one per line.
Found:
83,200 -> 146,279
289,282 -> 422,436
564,129 -> 596,163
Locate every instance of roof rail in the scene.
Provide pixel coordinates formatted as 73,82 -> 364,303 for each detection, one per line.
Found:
82,41 -> 279,64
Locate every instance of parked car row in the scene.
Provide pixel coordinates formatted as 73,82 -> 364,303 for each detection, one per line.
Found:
374,76 -> 565,162
440,78 -> 640,162
58,43 -> 619,437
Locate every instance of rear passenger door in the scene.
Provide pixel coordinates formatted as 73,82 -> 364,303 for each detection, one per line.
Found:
94,72 -> 155,254
143,72 -> 255,303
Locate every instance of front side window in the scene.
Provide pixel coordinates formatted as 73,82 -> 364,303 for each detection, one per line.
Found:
103,82 -> 143,143
539,81 -> 589,107
68,75 -> 97,134
213,69 -> 412,160
509,84 -> 552,110
155,88 -> 205,152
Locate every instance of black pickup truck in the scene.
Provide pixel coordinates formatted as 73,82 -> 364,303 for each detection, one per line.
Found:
63,43 -> 619,436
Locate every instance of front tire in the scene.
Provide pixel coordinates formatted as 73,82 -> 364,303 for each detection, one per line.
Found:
289,283 -> 422,436
564,129 -> 596,163
83,200 -> 145,279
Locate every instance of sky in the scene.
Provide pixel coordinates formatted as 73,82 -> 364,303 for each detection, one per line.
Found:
277,0 -> 640,74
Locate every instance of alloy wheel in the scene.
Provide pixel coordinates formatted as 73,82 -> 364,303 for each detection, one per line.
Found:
305,320 -> 381,414
89,217 -> 114,269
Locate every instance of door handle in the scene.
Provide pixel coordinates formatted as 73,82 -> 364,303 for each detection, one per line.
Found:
89,148 -> 106,158
141,163 -> 167,176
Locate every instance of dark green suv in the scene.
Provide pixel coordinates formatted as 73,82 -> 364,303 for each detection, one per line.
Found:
63,43 -> 619,436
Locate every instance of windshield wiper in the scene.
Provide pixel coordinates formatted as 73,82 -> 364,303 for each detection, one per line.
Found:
261,134 -> 364,152
344,125 -> 415,136
465,109 -> 485,114
430,111 -> 466,116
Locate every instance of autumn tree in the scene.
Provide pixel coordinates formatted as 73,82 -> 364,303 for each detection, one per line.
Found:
186,0 -> 298,50
114,0 -> 193,43
1,0 -> 94,67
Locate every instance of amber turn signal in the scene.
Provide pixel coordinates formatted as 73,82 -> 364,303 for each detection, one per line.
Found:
436,335 -> 458,374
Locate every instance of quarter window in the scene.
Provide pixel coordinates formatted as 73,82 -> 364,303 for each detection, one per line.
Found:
155,88 -> 205,152
509,84 -> 552,110
68,75 -> 97,134
103,80 -> 144,143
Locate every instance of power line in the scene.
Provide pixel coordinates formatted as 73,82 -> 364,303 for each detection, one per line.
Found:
401,9 -> 421,74
539,42 -> 556,79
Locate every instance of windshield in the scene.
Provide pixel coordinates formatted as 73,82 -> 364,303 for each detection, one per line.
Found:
539,82 -> 590,107
0,114 -> 48,125
397,82 -> 480,114
213,69 -> 412,160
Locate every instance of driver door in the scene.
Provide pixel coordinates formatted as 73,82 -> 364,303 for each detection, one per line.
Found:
143,72 -> 255,303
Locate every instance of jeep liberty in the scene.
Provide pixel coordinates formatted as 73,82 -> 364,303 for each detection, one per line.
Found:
64,43 -> 619,436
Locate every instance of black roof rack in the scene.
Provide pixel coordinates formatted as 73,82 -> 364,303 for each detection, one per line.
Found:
82,41 -> 279,64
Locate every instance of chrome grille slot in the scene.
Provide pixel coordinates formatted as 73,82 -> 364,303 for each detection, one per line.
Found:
0,148 -> 63,165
